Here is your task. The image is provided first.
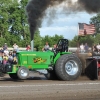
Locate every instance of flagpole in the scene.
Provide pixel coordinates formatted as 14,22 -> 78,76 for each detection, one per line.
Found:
76,23 -> 80,54
77,23 -> 80,48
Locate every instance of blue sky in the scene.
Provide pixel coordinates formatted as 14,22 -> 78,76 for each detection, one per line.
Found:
39,11 -> 96,40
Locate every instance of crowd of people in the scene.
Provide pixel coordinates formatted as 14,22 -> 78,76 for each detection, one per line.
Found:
92,43 -> 100,53
0,42 -> 50,65
0,41 -> 99,65
42,42 -> 90,53
79,43 -> 89,53
0,43 -> 19,65
0,43 -> 34,65
79,43 -> 100,53
42,42 -> 57,53
0,42 -> 34,65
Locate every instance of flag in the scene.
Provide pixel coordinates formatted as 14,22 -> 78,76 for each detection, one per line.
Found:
78,23 -> 96,36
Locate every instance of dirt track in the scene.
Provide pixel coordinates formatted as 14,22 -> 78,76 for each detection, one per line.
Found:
0,74 -> 100,100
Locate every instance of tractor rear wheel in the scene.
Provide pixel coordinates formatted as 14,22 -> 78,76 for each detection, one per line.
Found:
17,67 -> 29,79
9,73 -> 18,80
55,54 -> 82,81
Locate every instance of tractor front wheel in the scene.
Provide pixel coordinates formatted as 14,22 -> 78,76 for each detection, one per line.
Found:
17,67 -> 29,79
55,54 -> 82,81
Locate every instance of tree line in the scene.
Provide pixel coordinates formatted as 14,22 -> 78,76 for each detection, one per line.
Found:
0,0 -> 100,50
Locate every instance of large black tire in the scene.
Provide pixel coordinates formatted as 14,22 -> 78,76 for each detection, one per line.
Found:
44,70 -> 58,80
17,67 -> 29,79
9,73 -> 18,80
55,54 -> 82,81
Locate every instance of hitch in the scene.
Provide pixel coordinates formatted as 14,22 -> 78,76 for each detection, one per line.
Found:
85,56 -> 100,80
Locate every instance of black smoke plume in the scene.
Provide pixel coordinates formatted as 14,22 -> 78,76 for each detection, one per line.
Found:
26,0 -> 66,40
78,0 -> 100,13
26,0 -> 100,40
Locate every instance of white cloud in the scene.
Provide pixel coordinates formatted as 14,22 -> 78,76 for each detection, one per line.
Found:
39,11 -> 96,40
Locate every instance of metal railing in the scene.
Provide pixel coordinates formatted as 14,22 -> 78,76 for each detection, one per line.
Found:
0,47 -> 92,52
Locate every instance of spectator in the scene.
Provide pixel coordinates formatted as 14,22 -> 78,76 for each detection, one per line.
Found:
9,50 -> 13,55
13,43 -> 19,52
26,44 -> 31,51
80,43 -> 85,53
12,51 -> 17,64
2,53 -> 8,65
3,58 -> 7,65
4,48 -> 9,56
12,51 -> 17,58
42,42 -> 50,51
0,48 -> 3,53
84,43 -> 89,53
13,56 -> 17,64
3,43 -> 8,51
92,44 -> 98,52
52,44 -> 57,53
97,43 -> 100,52
8,53 -> 13,63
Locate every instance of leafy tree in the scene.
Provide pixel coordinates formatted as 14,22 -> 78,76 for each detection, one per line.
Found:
51,34 -> 64,46
1,0 -> 99,49
0,0 -> 10,38
69,35 -> 94,48
90,13 -> 100,45
90,13 -> 100,34
69,35 -> 78,47
94,34 -> 100,44
42,34 -> 64,48
79,35 -> 94,47
8,0 -> 30,46
0,0 -> 30,47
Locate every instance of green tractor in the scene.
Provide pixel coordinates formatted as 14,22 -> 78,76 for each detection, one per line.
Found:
0,39 -> 82,81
